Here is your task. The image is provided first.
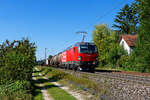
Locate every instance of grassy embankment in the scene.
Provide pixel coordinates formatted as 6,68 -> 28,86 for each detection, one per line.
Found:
36,66 -> 108,99
33,66 -> 77,100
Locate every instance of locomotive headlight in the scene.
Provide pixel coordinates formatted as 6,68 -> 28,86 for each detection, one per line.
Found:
96,57 -> 98,61
93,61 -> 95,64
78,56 -> 82,60
93,61 -> 97,65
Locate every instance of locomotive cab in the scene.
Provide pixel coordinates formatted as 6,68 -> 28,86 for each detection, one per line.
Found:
76,42 -> 98,71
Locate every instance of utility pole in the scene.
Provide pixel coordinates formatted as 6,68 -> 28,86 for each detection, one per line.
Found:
76,31 -> 87,42
45,48 -> 47,65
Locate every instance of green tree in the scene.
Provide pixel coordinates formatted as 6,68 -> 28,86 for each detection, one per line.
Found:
92,24 -> 112,66
113,3 -> 139,34
92,24 -> 126,67
49,55 -> 53,59
106,44 -> 127,67
0,38 -> 36,84
135,0 -> 150,72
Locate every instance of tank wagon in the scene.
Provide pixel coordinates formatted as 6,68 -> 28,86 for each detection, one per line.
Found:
50,53 -> 61,67
50,42 -> 98,71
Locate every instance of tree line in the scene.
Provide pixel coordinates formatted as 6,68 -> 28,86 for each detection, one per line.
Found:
93,0 -> 150,72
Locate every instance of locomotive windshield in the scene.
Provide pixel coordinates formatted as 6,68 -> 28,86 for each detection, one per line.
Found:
79,44 -> 97,53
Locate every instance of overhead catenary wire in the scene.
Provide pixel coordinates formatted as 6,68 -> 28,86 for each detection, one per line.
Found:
47,33 -> 80,56
49,0 -> 132,56
84,0 -> 131,30
96,0 -> 130,22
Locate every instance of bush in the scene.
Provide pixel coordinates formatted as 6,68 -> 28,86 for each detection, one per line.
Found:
117,55 -> 130,68
117,51 -> 149,72
0,38 -> 36,83
105,43 -> 127,68
4,50 -> 33,81
0,38 -> 36,99
0,80 -> 32,100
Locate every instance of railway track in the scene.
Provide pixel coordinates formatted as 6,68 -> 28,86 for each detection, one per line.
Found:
58,68 -> 150,85
94,72 -> 150,84
54,68 -> 150,100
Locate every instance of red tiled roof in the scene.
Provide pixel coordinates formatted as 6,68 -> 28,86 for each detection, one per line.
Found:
119,34 -> 138,47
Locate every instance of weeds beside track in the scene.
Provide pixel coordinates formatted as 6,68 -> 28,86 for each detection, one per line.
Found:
59,68 -> 150,85
58,68 -> 150,100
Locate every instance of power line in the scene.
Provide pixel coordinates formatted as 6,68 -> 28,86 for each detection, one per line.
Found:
47,0 -> 131,56
96,0 -> 129,21
48,33 -> 79,55
85,0 -> 130,30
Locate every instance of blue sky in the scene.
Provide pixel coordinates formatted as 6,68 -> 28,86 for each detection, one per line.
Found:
0,0 -> 135,60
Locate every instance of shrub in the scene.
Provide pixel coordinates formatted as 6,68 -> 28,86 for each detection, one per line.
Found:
0,80 -> 32,100
0,38 -> 36,83
0,38 -> 36,99
117,55 -> 130,68
105,43 -> 127,68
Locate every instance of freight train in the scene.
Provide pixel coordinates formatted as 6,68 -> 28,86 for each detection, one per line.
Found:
49,42 -> 98,71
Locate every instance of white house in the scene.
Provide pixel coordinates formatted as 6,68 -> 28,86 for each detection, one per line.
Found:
119,34 -> 137,54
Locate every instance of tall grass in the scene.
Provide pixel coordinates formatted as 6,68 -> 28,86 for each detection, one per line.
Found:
38,66 -> 108,97
0,80 -> 32,100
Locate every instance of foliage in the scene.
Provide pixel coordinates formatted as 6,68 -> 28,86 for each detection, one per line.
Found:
105,44 -> 127,67
113,2 -> 139,34
0,80 -> 31,95
0,38 -> 36,99
117,52 -> 136,70
49,55 -> 53,59
92,24 -> 127,68
0,38 -> 36,84
0,80 -> 32,100
134,0 -> 150,72
93,24 -> 113,66
93,1 -> 150,73
37,59 -> 45,66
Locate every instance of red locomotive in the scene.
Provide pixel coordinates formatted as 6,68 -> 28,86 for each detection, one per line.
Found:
50,42 -> 98,71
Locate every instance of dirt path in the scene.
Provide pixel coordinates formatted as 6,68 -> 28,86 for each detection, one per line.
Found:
42,75 -> 85,100
40,84 -> 54,100
36,68 -> 86,100
32,69 -> 54,100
